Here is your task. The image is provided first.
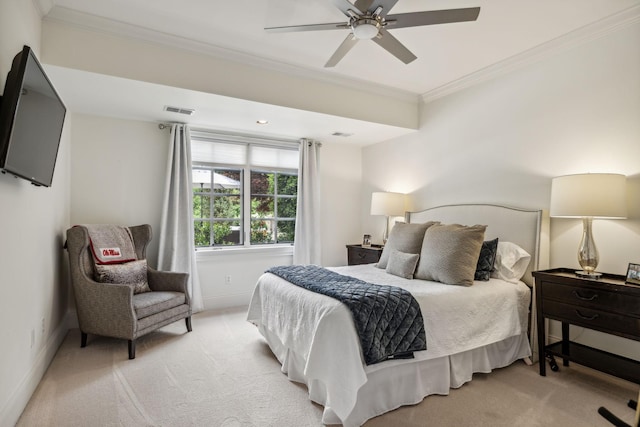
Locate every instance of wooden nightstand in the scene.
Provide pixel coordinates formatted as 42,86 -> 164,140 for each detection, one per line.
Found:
346,244 -> 383,265
533,268 -> 640,384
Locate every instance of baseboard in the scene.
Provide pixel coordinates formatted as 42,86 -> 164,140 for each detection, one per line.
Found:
66,309 -> 79,329
0,318 -> 70,427
202,292 -> 253,311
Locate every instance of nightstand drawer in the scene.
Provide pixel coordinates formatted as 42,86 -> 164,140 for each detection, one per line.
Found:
540,281 -> 640,317
543,299 -> 640,339
346,245 -> 383,265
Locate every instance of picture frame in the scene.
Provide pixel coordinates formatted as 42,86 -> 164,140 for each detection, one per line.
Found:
362,234 -> 372,248
625,263 -> 640,285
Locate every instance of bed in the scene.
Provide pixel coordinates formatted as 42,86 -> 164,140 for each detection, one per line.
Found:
247,204 -> 545,426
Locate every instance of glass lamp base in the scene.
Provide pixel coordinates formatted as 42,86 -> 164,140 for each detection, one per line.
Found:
575,270 -> 602,279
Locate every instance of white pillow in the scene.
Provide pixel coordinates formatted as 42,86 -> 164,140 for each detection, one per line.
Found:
491,241 -> 531,283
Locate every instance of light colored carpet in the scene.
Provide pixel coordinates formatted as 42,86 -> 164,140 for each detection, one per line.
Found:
17,307 -> 638,427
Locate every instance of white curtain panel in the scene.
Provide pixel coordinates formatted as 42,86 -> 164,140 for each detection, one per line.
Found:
293,139 -> 321,265
158,124 -> 204,312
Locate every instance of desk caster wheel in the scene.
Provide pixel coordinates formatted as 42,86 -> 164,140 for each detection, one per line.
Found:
546,354 -> 559,372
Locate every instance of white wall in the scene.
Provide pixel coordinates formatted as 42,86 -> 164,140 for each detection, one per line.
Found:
362,22 -> 640,359
0,2 -> 71,425
319,142 -> 363,266
69,114 -> 170,264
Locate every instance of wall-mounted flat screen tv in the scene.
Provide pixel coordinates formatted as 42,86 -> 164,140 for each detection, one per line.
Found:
0,45 -> 66,187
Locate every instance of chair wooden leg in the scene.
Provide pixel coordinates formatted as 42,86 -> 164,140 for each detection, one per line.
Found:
128,340 -> 136,360
80,332 -> 87,348
186,316 -> 192,332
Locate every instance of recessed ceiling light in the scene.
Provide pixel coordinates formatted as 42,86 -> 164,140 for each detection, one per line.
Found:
256,119 -> 269,125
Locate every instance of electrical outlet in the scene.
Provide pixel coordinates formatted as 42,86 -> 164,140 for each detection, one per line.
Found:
225,275 -> 232,284
41,318 -> 45,336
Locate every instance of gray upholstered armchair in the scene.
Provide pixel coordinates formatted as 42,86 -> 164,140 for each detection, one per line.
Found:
66,224 -> 192,359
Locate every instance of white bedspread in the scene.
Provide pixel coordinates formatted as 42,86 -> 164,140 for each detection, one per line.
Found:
246,264 -> 531,425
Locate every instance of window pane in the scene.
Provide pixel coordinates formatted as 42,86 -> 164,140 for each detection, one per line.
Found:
214,195 -> 241,219
213,220 -> 241,245
214,170 -> 241,195
194,221 -> 211,247
251,171 -> 274,195
251,219 -> 274,244
277,197 -> 296,218
277,220 -> 295,243
251,196 -> 274,217
193,169 -> 212,192
278,174 -> 298,196
193,195 -> 211,219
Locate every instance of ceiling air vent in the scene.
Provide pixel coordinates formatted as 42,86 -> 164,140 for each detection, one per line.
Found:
164,105 -> 195,116
332,132 -> 353,137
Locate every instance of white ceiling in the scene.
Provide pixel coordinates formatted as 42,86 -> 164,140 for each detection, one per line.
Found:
36,0 -> 640,145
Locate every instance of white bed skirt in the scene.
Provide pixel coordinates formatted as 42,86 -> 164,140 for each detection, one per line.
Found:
259,325 -> 531,427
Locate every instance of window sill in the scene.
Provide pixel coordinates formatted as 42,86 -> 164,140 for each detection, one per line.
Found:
196,244 -> 294,259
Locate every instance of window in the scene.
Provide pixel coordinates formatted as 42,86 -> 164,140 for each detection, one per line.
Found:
191,132 -> 298,248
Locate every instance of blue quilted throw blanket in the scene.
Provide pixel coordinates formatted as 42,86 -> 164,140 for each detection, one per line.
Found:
266,265 -> 427,365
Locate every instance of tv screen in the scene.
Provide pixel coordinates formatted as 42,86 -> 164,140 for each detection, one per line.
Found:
0,45 -> 66,187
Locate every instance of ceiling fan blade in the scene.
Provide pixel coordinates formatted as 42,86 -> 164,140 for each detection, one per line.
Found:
372,28 -> 416,64
330,0 -> 364,16
265,22 -> 347,33
354,0 -> 373,13
385,7 -> 480,29
325,34 -> 359,67
365,0 -> 399,17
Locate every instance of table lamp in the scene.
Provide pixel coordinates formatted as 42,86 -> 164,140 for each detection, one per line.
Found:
550,173 -> 627,277
370,192 -> 405,245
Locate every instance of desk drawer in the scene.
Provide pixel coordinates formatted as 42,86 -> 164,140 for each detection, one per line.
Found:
543,299 -> 640,339
541,281 -> 640,317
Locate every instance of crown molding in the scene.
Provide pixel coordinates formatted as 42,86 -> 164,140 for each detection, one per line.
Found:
42,6 -> 419,105
422,4 -> 640,104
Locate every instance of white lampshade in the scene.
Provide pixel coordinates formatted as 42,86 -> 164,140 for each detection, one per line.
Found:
550,173 -> 627,219
370,192 -> 405,216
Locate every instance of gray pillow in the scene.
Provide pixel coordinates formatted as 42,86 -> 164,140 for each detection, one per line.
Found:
386,249 -> 420,279
414,223 -> 487,286
95,259 -> 151,294
376,221 -> 438,269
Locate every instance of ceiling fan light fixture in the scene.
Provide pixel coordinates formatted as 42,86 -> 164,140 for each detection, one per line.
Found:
351,19 -> 380,40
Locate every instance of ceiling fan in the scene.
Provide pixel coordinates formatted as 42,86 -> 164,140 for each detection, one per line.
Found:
265,0 -> 480,67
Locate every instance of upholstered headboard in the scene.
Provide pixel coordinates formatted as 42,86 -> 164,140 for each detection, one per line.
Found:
406,204 -> 546,287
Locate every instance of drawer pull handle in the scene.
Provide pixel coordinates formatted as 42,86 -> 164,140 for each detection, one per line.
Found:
358,253 -> 366,259
575,310 -> 599,321
573,290 -> 598,301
